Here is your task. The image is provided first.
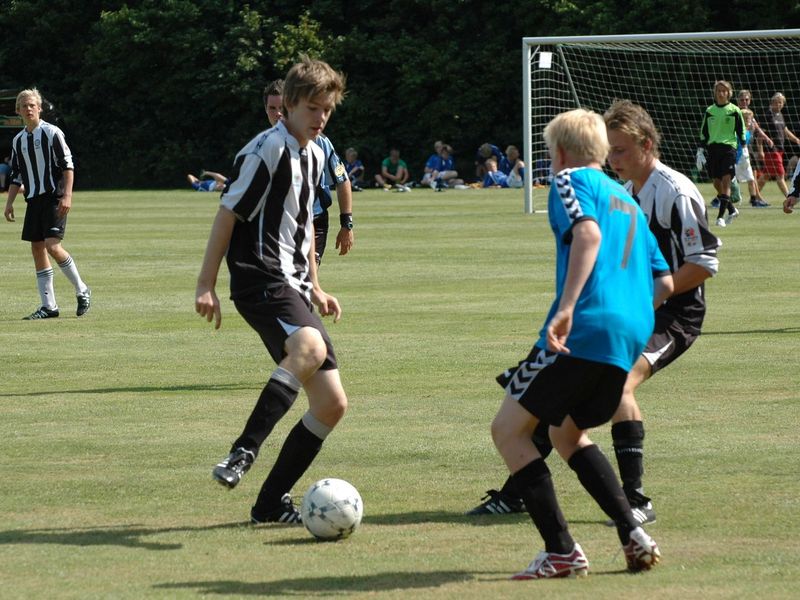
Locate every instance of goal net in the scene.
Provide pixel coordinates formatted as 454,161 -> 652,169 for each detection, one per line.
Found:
522,29 -> 800,213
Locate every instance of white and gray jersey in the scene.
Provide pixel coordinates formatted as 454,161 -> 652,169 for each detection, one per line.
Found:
788,158 -> 800,197
9,120 -> 74,199
626,160 -> 721,328
221,121 -> 323,300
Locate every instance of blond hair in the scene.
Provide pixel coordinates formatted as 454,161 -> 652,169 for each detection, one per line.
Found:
16,88 -> 42,111
283,56 -> 345,112
544,109 -> 609,164
603,100 -> 661,159
741,108 -> 754,120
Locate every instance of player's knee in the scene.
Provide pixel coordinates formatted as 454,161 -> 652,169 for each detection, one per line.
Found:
287,327 -> 327,371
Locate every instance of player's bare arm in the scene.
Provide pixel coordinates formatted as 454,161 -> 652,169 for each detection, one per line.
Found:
308,233 -> 342,321
196,206 -> 236,329
57,170 -> 74,218
4,184 -> 20,222
334,179 -> 354,255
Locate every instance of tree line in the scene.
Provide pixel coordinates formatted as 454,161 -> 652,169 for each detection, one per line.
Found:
1,0 -> 797,188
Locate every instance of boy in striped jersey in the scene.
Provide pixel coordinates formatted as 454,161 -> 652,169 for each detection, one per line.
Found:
263,79 -> 354,265
196,58 -> 348,524
4,88 -> 91,319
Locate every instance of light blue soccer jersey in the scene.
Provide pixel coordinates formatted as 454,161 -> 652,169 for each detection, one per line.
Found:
537,167 -> 669,371
313,134 -> 348,216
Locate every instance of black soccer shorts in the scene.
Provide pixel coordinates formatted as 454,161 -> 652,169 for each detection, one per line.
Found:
234,284 -> 338,371
498,346 -> 627,430
21,193 -> 66,242
642,309 -> 700,376
707,143 -> 737,179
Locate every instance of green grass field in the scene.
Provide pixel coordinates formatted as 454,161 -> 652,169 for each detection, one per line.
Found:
1,185 -> 798,599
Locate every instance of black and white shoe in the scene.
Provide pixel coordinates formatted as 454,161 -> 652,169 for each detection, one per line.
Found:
465,489 -> 525,515
250,493 -> 302,524
77,288 -> 92,317
212,447 -> 255,489
606,501 -> 657,527
23,306 -> 59,320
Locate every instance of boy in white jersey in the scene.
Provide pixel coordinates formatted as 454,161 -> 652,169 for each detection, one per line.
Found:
4,88 -> 91,319
196,57 -> 348,524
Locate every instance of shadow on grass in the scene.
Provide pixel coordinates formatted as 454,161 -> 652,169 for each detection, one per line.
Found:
153,570 -> 484,596
0,383 -> 257,398
0,522 -> 250,551
702,326 -> 800,336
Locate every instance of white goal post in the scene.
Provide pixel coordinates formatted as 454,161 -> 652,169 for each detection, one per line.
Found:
522,29 -> 800,213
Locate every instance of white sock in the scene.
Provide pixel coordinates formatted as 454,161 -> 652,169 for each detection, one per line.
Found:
36,268 -> 57,309
57,256 -> 88,294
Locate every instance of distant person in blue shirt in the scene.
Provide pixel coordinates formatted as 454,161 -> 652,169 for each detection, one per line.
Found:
187,170 -> 229,192
482,157 -> 509,188
344,147 -> 365,191
475,142 -> 504,180
422,142 -> 464,190
490,108 -> 672,580
499,145 -> 525,188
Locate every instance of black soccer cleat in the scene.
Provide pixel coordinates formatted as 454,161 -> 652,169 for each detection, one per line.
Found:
250,493 -> 302,524
465,489 -> 525,515
212,447 -> 255,489
606,501 -> 657,527
76,288 -> 92,317
23,306 -> 59,320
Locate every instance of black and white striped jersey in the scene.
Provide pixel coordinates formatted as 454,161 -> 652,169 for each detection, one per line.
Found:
788,157 -> 800,197
626,160 -> 720,328
9,120 -> 74,199
221,121 -> 323,300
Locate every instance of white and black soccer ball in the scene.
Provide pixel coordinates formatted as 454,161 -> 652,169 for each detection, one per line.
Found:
300,478 -> 363,540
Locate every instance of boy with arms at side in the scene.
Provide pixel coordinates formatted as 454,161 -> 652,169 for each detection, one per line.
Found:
196,58 -> 348,523
263,79 -> 354,263
491,109 -> 672,579
698,80 -> 746,227
468,102 -> 720,528
4,88 -> 91,319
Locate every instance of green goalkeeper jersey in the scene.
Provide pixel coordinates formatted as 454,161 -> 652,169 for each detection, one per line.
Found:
700,102 -> 746,148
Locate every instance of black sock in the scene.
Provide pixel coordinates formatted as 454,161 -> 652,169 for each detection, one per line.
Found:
501,424 -> 554,500
568,445 -> 638,545
232,376 -> 299,454
511,459 -> 574,554
253,419 -> 323,511
717,194 -> 729,220
611,420 -> 648,504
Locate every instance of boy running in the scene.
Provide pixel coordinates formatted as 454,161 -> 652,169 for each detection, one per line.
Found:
196,58 -> 348,523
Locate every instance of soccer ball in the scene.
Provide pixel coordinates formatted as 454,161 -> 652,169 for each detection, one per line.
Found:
300,478 -> 363,540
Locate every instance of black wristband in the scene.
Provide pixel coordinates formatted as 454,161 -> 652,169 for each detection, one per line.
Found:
340,213 -> 353,229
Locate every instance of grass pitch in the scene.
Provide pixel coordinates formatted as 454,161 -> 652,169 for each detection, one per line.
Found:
1,185 -> 798,598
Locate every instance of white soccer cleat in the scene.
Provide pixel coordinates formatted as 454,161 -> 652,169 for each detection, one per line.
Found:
623,527 -> 661,572
511,543 -> 589,580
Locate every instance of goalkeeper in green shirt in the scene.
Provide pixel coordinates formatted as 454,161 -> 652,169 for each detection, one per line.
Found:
698,80 -> 746,227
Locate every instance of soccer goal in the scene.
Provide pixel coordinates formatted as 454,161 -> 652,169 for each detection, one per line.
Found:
522,29 -> 800,213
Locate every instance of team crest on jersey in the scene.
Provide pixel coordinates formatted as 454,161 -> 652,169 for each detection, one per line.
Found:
684,227 -> 699,246
334,163 -> 346,178
35,139 -> 41,149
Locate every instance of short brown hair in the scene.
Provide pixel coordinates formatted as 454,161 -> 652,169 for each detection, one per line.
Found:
283,56 -> 345,112
263,79 -> 284,102
603,100 -> 661,159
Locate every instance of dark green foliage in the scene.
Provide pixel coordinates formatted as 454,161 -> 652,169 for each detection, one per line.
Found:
0,0 -> 796,187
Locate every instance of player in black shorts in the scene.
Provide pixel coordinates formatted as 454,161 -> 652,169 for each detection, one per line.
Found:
468,101 -> 720,529
4,88 -> 91,319
196,58 -> 348,524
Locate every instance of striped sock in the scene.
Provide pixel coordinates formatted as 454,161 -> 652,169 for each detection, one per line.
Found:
57,256 -> 88,294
